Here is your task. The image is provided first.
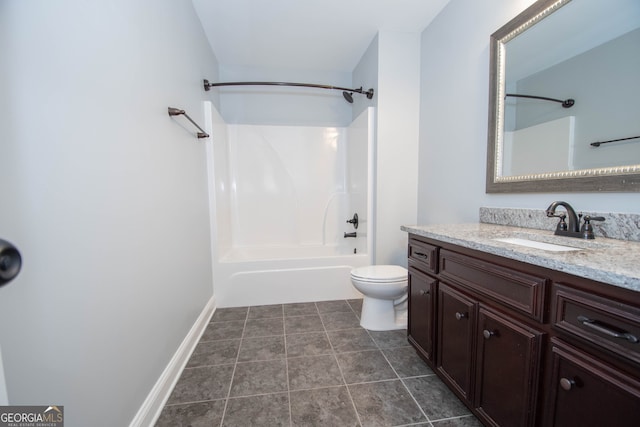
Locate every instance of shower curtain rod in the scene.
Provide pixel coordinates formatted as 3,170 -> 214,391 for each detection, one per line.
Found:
506,93 -> 575,108
203,79 -> 374,100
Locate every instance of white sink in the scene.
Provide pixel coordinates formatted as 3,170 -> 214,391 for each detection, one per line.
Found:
493,237 -> 582,252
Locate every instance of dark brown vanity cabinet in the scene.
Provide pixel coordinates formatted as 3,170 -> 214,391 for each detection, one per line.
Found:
544,338 -> 640,427
407,238 -> 438,365
408,267 -> 436,364
436,283 -> 543,427
407,233 -> 640,427
437,283 -> 477,400
544,283 -> 640,426
474,308 -> 543,427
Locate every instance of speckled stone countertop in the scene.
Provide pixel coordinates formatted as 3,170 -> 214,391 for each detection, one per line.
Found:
401,223 -> 640,292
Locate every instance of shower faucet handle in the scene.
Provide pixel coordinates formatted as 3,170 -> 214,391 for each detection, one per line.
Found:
346,213 -> 359,229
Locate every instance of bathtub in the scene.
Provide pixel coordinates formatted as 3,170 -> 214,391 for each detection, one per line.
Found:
214,245 -> 370,307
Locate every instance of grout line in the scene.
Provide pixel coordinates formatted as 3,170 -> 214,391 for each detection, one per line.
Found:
217,307 -> 250,427
162,397 -> 225,407
282,304 -> 293,427
318,303 -> 364,427
369,328 -> 432,426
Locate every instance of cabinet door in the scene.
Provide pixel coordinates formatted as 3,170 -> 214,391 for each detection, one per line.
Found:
437,283 -> 477,400
408,267 -> 436,364
545,339 -> 640,427
475,307 -> 543,427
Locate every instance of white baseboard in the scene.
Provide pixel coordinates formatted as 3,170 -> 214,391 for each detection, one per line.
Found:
129,295 -> 217,427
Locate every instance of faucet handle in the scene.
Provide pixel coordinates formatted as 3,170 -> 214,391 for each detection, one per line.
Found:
580,215 -> 605,239
556,215 -> 568,231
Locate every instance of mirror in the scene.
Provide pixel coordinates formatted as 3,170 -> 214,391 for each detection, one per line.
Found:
486,0 -> 640,192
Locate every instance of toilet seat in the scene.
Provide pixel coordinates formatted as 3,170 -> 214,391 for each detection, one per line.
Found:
350,265 -> 407,283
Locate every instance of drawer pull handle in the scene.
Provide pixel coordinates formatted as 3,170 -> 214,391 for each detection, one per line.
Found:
483,329 -> 496,339
455,312 -> 468,320
560,377 -> 576,391
413,251 -> 429,259
577,315 -> 639,343
420,289 -> 430,296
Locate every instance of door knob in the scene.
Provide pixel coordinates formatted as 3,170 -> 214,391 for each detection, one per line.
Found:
0,239 -> 22,287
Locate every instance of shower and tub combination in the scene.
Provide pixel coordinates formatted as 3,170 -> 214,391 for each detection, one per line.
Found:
204,87 -> 376,308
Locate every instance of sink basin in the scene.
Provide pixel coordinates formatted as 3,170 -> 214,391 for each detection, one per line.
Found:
493,237 -> 582,252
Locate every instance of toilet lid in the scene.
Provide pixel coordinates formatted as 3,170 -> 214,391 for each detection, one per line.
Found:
351,265 -> 408,283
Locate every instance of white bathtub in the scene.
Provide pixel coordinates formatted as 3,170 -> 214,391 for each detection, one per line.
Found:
214,245 -> 369,307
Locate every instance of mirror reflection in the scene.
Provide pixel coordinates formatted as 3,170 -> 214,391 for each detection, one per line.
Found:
488,0 -> 640,191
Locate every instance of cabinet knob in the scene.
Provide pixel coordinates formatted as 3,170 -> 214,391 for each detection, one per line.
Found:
483,329 -> 496,339
560,377 -> 576,391
420,289 -> 430,296
455,312 -> 467,320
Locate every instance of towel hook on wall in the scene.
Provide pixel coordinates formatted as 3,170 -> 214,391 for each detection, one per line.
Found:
168,107 -> 209,139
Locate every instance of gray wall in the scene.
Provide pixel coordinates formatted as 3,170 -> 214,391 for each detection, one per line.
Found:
0,1 -> 219,425
515,28 -> 640,170
418,0 -> 640,225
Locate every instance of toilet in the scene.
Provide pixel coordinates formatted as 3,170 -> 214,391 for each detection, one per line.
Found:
350,265 -> 408,331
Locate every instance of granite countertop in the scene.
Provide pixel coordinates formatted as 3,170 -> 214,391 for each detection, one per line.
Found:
402,223 -> 640,292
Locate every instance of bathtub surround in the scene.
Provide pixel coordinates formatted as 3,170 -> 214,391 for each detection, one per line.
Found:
479,207 -> 640,242
208,104 -> 374,307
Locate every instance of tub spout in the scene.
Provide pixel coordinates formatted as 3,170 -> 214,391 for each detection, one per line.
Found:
344,232 -> 357,238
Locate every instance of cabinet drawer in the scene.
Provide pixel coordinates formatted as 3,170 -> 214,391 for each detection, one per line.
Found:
408,238 -> 438,274
552,284 -> 640,364
439,250 -> 547,321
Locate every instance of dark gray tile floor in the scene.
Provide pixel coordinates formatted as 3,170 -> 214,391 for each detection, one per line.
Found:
156,299 -> 482,427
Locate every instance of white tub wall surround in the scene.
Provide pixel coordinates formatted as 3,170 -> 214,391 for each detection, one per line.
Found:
350,265 -> 409,331
207,105 -> 375,307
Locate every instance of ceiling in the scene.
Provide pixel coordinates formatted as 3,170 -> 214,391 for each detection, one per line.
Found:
191,0 -> 451,73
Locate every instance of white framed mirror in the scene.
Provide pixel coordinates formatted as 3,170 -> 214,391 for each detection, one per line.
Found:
486,0 -> 640,193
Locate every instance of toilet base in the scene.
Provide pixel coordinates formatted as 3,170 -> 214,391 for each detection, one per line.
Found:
359,297 -> 407,331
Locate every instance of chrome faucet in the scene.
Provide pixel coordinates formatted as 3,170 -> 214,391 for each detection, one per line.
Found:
545,201 -> 605,239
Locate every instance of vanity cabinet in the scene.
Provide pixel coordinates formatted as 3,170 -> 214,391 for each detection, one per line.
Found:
406,233 -> 640,427
543,283 -> 640,426
474,307 -> 543,427
544,338 -> 640,427
436,272 -> 543,427
408,268 -> 436,364
407,238 -> 438,365
437,283 -> 476,399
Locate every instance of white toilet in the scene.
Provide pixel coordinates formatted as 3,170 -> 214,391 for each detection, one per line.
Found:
350,265 -> 408,331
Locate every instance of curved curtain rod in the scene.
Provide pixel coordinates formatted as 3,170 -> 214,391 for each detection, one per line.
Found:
505,93 -> 575,108
203,79 -> 374,99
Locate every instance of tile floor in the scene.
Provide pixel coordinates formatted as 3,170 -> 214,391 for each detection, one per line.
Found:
156,299 -> 482,427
